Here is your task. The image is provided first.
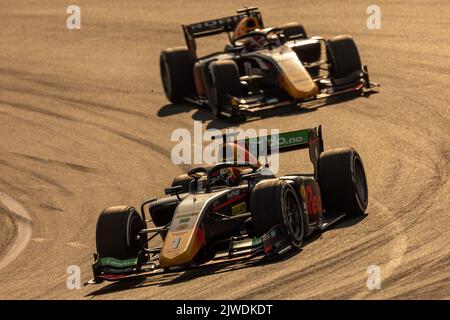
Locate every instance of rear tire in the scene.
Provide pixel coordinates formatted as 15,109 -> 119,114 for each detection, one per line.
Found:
96,206 -> 146,259
279,22 -> 308,40
207,60 -> 241,118
327,35 -> 362,81
251,179 -> 304,249
318,148 -> 368,216
160,47 -> 195,102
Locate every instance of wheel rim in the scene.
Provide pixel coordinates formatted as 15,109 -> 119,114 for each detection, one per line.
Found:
208,70 -> 220,116
354,156 -> 368,207
210,86 -> 220,115
283,188 -> 304,244
127,212 -> 145,255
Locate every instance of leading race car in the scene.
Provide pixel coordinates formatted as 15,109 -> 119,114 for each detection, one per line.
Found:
160,7 -> 377,118
87,126 -> 368,284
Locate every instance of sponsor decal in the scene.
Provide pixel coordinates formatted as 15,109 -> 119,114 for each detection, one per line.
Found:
97,257 -> 138,268
300,183 -> 308,213
227,190 -> 240,199
175,223 -> 190,231
276,130 -> 308,148
172,230 -> 189,236
213,193 -> 247,212
232,202 -> 247,216
179,217 -> 190,224
176,211 -> 198,218
305,185 -> 322,216
171,237 -> 181,249
300,184 -> 306,199
190,15 -> 245,33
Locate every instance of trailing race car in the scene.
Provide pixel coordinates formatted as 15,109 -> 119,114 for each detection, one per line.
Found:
88,126 -> 368,284
160,7 -> 377,118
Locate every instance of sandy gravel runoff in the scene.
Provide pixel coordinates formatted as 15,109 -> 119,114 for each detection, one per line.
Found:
0,0 -> 449,299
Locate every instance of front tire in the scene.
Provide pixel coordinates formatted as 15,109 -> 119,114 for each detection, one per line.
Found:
160,47 -> 195,102
318,148 -> 368,216
327,35 -> 362,82
207,60 -> 241,118
96,206 -> 146,259
251,179 -> 304,249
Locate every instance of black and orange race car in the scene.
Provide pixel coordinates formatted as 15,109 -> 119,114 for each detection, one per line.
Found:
159,7 -> 377,118
87,126 -> 368,284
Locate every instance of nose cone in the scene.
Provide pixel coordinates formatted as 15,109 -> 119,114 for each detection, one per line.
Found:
159,191 -> 224,268
159,228 -> 204,268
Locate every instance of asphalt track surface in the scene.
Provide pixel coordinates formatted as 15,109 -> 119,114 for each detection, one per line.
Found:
0,0 -> 449,299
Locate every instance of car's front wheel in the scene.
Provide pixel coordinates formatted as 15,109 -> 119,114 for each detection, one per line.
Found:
251,179 -> 305,249
207,60 -> 242,118
96,206 -> 146,259
326,35 -> 362,84
160,47 -> 195,102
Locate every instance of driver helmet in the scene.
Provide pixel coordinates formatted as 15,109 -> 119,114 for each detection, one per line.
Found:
219,142 -> 262,186
221,142 -> 261,166
233,17 -> 265,49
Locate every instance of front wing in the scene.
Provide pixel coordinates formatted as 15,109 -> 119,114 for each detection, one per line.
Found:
86,224 -> 291,285
187,65 -> 378,118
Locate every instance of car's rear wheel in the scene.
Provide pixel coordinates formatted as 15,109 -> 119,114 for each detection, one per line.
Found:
96,206 -> 146,259
326,35 -> 362,83
279,22 -> 308,40
207,60 -> 241,118
318,147 -> 368,216
160,47 -> 196,102
251,179 -> 304,249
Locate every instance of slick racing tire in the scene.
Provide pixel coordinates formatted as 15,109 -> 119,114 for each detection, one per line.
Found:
279,22 -> 308,40
160,47 -> 195,102
207,60 -> 241,118
251,179 -> 304,249
96,206 -> 146,259
318,148 -> 368,216
327,35 -> 362,81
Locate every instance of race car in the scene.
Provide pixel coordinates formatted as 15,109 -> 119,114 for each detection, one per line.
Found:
87,126 -> 368,284
160,6 -> 377,118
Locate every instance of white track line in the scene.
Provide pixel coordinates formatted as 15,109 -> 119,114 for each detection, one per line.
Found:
0,191 -> 32,271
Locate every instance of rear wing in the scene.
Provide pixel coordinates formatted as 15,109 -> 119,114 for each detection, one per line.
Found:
183,7 -> 264,57
213,126 -> 324,176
